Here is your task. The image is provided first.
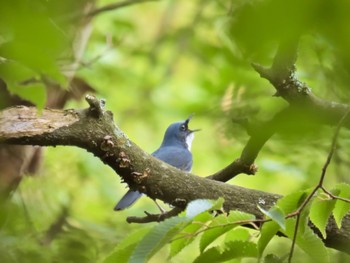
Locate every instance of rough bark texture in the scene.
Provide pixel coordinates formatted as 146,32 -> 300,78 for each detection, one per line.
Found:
0,97 -> 349,254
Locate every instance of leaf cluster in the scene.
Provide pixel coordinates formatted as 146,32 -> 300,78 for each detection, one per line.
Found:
103,191 -> 350,263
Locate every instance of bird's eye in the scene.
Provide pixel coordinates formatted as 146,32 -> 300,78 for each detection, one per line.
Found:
180,124 -> 186,131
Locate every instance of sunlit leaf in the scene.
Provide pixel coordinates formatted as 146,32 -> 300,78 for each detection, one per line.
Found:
169,212 -> 213,258
309,190 -> 338,239
284,218 -> 329,263
194,241 -> 257,263
0,61 -> 37,85
224,228 -> 250,243
169,199 -> 225,258
333,183 -> 350,229
257,221 -> 280,257
130,216 -> 189,263
186,198 -> 224,219
199,211 -> 254,253
277,190 -> 309,214
258,205 -> 285,230
264,253 -> 283,263
11,83 -> 47,109
193,246 -> 221,263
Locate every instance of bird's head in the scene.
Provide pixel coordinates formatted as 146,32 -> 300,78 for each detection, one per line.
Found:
161,115 -> 200,150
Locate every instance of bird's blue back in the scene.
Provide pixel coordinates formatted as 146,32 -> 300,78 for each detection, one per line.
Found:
152,145 -> 192,171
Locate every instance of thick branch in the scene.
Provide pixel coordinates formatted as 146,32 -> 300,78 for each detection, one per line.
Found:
0,97 -> 349,253
0,104 -> 280,214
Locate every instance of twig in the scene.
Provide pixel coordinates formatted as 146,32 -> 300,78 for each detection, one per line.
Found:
126,206 -> 184,223
86,0 -> 159,18
321,187 -> 350,203
171,217 -> 269,243
76,34 -> 116,71
287,107 -> 350,263
85,94 -> 106,118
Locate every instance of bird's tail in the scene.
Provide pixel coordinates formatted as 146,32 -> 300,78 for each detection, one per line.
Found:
114,190 -> 143,211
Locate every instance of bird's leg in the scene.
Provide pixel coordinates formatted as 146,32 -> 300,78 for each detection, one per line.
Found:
153,199 -> 166,214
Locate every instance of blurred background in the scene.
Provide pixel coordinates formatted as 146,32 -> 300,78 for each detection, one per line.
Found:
0,0 -> 350,262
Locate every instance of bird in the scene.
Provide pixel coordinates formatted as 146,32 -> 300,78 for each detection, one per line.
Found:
114,115 -> 199,211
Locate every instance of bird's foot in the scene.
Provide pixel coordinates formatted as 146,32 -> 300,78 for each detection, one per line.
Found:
154,200 -> 166,214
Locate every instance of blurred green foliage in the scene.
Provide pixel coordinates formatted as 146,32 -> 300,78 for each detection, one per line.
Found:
1,0 -> 350,262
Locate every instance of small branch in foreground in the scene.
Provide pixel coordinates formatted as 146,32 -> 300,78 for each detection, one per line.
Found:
321,187 -> 350,203
171,217 -> 268,243
126,207 -> 184,224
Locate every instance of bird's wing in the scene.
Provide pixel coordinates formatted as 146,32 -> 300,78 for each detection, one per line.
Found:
152,146 -> 193,172
115,146 -> 192,211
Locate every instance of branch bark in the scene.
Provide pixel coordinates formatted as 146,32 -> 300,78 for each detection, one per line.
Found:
0,95 -> 349,253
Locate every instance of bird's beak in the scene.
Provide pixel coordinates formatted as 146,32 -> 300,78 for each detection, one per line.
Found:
190,128 -> 201,133
185,114 -> 201,133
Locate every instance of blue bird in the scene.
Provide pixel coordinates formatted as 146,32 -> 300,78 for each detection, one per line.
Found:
114,116 -> 199,211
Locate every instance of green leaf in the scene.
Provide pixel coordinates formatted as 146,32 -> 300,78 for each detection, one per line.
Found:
199,214 -> 231,253
264,254 -> 284,263
309,191 -> 337,238
170,198 -> 223,257
130,216 -> 189,263
199,211 -> 254,252
12,83 -> 47,109
224,228 -> 250,243
102,227 -> 151,263
284,218 -> 329,263
258,205 -> 285,230
186,198 -> 224,219
0,60 -> 37,85
221,241 -> 258,259
333,183 -> 350,228
277,190 -> 309,214
0,2 -> 66,83
193,246 -> 221,263
0,60 -> 46,108
194,241 -> 258,263
297,205 -> 310,236
257,221 -> 280,257
276,189 -> 312,235
169,212 -> 213,258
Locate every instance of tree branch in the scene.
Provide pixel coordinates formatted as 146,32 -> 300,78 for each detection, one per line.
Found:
126,207 -> 184,224
0,95 -> 349,253
252,40 -> 350,126
208,39 -> 350,183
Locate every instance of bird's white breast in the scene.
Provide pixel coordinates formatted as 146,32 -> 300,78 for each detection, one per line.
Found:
186,133 -> 195,151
